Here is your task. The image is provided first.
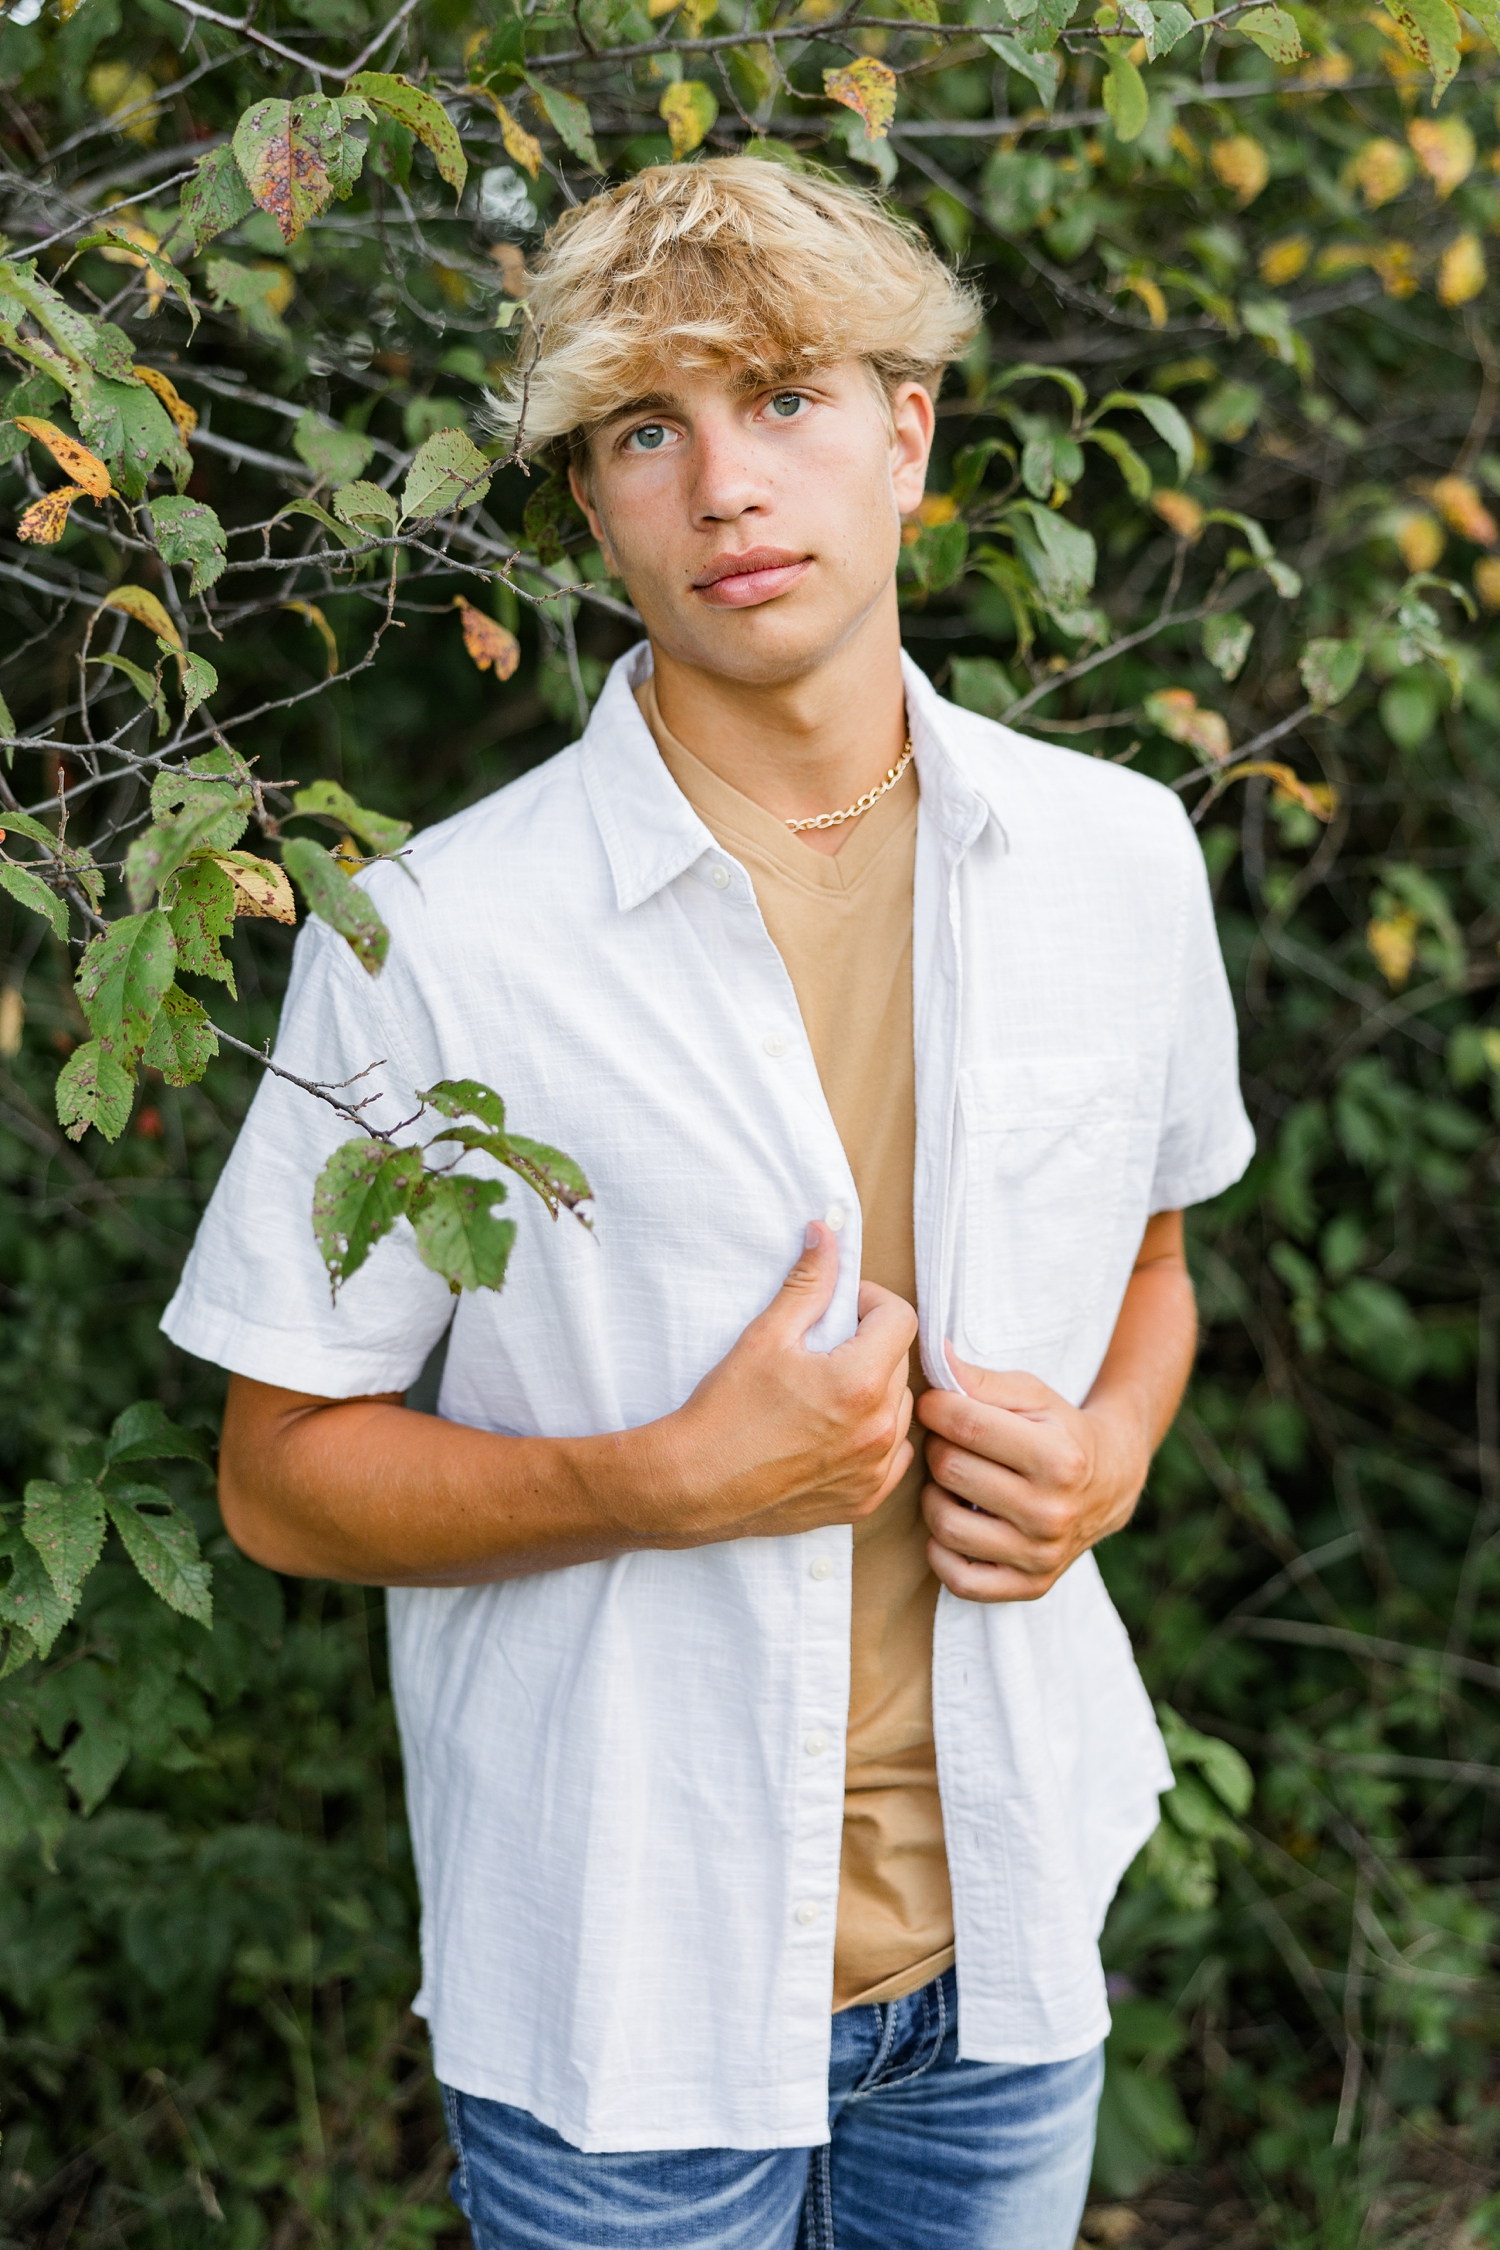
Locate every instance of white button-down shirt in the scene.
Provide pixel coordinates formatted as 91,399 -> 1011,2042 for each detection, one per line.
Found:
163,646 -> 1253,2153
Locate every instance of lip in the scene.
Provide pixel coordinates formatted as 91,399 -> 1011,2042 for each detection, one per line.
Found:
692,547 -> 813,609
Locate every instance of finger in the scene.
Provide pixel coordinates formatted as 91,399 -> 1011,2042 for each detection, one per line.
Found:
922,1435 -> 1080,1534
917,1386 -> 1074,1484
860,1434 -> 916,1515
927,1536 -> 1057,1605
943,1345 -> 1058,1415
754,1221 -> 841,1346
922,1481 -> 1065,1572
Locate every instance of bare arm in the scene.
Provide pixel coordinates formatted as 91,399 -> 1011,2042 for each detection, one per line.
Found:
914,1209 -> 1196,1603
218,1222 -> 916,1586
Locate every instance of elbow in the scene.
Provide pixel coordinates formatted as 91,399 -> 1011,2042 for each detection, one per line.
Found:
217,1455 -> 308,1576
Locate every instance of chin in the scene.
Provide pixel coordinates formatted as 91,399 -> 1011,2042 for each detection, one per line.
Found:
671,599 -> 868,686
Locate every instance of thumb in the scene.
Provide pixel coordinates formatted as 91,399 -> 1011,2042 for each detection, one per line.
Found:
944,1342 -> 1053,1414
761,1221 -> 841,1344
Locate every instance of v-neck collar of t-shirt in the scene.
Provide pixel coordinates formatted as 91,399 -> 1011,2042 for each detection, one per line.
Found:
635,674 -> 919,900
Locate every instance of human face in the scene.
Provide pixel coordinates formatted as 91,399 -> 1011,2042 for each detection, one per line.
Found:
568,361 -> 935,689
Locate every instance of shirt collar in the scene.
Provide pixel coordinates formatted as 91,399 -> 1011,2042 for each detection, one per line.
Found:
579,641 -> 992,914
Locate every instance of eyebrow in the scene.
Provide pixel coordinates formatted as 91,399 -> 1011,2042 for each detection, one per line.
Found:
597,392 -> 682,431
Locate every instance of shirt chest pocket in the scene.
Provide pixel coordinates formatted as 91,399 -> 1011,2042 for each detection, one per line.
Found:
957,1057 -> 1137,1367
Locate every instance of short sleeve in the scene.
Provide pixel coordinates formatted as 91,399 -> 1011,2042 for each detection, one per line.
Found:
1148,808 -> 1256,1213
160,920 -> 457,1396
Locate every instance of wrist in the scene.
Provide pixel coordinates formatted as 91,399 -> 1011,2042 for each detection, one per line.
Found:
566,1407 -> 699,1552
1081,1388 -> 1154,1515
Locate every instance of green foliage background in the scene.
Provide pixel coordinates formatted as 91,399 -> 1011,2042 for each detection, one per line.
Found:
3,0 -> 1500,2238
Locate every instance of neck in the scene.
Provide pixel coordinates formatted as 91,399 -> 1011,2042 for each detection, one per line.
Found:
647,589 -> 908,859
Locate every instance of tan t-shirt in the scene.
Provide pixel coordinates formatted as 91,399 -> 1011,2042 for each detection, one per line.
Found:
637,677 -> 955,2011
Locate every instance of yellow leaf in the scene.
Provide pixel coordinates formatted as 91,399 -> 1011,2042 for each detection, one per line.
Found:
132,365 -> 198,442
1315,243 -> 1374,277
1437,230 -> 1485,307
1368,909 -> 1417,987
1352,136 -> 1412,208
823,57 -> 897,139
1151,491 -> 1204,539
1429,474 -> 1497,545
0,986 -> 22,1059
1210,134 -> 1269,205
213,851 -> 296,924
1303,49 -> 1353,86
659,79 -> 718,161
282,600 -> 338,676
916,493 -> 958,526
492,95 -> 543,180
1408,116 -> 1474,198
18,485 -> 86,545
453,598 -> 521,677
12,418 -> 112,499
1474,556 -> 1500,610
254,262 -> 296,318
1394,509 -> 1445,571
1373,241 -> 1420,298
1144,686 -> 1231,762
1216,760 -> 1337,818
86,61 -> 159,145
99,585 -> 181,646
1259,233 -> 1311,285
1122,275 -> 1169,326
332,834 -> 364,873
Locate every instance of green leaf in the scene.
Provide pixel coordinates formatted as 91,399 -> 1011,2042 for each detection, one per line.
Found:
125,791 -> 250,914
1119,0 -> 1195,55
1387,0 -> 1461,100
281,837 -> 389,975
140,983 -> 218,1087
276,496 -> 366,552
400,426 -> 493,523
55,1040 -> 135,1144
991,360 -> 1088,415
172,143 -> 254,254
0,808 -> 57,849
977,31 -> 1061,106
149,772 -> 250,854
905,517 -> 970,595
1203,612 -> 1254,681
1094,390 -> 1194,483
0,1538 -> 72,1663
293,411 -> 375,488
204,259 -> 292,344
524,77 -> 601,171
949,654 -> 1019,720
180,652 -> 218,720
333,479 -> 400,532
103,1487 -> 212,1627
72,228 -> 198,332
1159,1705 -> 1254,1814
410,1175 -> 517,1293
0,861 -> 66,942
75,910 -> 175,1066
1006,500 -> 1097,613
166,855 -> 236,993
312,1138 -> 424,1296
420,1078 -> 507,1132
77,375 -> 186,502
22,1480 -> 106,1607
503,1133 -> 594,1213
1084,426 -> 1152,501
291,780 -> 411,855
1234,4 -> 1304,61
88,651 -> 167,734
1101,46 -> 1149,144
148,495 -> 226,596
347,72 -> 467,198
105,1399 -> 214,1469
1299,637 -> 1364,713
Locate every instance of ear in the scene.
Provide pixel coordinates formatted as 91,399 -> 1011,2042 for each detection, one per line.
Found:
568,458 -> 617,572
889,381 -> 937,518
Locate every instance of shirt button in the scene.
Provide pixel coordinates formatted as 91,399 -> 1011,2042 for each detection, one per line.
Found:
710,864 -> 731,890
804,1731 -> 829,1757
795,1901 -> 821,1926
763,1032 -> 787,1058
824,1203 -> 847,1232
808,1556 -> 833,1581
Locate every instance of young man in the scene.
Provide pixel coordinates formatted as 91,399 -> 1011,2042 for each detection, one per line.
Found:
165,159 -> 1254,2249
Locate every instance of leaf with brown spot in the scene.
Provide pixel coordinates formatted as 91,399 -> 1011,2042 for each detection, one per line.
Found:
348,72 -> 467,199
18,485 -> 86,544
453,598 -> 520,678
212,851 -> 296,924
823,58 -> 897,139
132,365 -> 198,442
12,418 -> 111,499
232,95 -> 348,247
97,584 -> 181,648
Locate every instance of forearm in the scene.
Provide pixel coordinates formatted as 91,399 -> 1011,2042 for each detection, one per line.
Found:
219,1377 -> 681,1587
1080,1236 -> 1198,1505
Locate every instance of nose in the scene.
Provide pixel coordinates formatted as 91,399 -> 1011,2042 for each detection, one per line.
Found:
688,409 -> 768,527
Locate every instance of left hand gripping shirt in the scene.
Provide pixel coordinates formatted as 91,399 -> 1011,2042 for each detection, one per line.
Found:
162,645 -> 1254,2153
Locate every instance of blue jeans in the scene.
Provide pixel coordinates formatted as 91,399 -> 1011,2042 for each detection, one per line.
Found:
442,1969 -> 1103,2249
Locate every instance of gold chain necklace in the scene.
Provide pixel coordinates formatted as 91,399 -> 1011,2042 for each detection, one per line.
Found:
783,737 -> 914,834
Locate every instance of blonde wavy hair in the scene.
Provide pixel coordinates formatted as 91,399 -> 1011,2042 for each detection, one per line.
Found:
489,155 -> 982,460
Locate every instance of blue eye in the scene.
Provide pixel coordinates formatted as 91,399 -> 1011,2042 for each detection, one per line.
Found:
631,424 -> 668,451
769,393 -> 803,419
